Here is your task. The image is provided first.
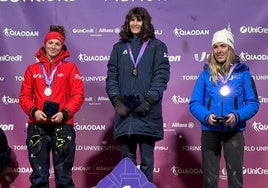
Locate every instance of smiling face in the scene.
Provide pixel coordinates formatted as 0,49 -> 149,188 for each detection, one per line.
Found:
212,42 -> 229,64
129,16 -> 143,35
45,39 -> 63,60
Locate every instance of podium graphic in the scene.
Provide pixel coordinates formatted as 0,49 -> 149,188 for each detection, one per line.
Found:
95,157 -> 157,188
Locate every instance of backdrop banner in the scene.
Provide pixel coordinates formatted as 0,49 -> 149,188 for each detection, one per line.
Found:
0,0 -> 267,187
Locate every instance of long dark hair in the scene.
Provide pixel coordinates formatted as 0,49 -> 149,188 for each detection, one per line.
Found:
119,7 -> 155,42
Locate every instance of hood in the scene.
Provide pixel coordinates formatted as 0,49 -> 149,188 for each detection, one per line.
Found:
34,45 -> 70,65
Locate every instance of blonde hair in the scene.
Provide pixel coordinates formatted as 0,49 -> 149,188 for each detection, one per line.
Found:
208,46 -> 236,85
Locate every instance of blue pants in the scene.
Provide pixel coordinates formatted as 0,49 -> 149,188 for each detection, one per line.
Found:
26,124 -> 76,188
119,135 -> 155,182
201,131 -> 244,188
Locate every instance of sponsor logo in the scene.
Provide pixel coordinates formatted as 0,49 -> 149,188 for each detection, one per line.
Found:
2,28 -> 38,37
72,27 -> 120,37
2,95 -> 19,105
252,121 -> 268,132
80,76 -> 106,82
259,96 -> 268,103
252,75 -> 268,81
182,75 -> 199,81
2,167 -> 32,174
171,95 -> 190,104
173,28 -> 209,37
240,26 -> 268,34
194,52 -> 209,62
0,123 -> 14,131
181,145 -> 201,151
239,51 -> 268,61
78,53 -> 110,63
244,146 -> 268,152
171,166 -> 202,176
85,96 -> 109,105
74,122 -> 106,131
0,54 -> 22,62
168,55 -> 181,62
76,145 -> 120,151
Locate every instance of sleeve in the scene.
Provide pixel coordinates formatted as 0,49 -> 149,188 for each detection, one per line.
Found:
63,64 -> 84,118
189,71 -> 211,124
19,66 -> 36,117
106,44 -> 121,99
232,71 -> 259,122
146,41 -> 170,102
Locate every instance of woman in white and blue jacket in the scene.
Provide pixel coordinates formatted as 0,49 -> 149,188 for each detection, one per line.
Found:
189,27 -> 259,188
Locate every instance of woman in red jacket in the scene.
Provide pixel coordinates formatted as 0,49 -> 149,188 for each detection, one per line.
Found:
19,25 -> 84,188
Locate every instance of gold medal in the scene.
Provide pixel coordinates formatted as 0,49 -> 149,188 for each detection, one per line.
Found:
132,68 -> 137,76
44,87 -> 52,96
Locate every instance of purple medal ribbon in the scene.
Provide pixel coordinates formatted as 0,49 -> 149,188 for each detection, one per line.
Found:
127,40 -> 149,76
217,64 -> 236,84
40,62 -> 62,88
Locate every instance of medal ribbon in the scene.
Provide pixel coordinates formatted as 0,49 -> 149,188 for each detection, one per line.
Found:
40,62 -> 62,87
217,64 -> 236,84
127,40 -> 149,69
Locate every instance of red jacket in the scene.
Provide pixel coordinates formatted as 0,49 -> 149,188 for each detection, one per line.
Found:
19,46 -> 84,125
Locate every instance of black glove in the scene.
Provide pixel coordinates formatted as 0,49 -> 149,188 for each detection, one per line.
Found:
111,96 -> 130,118
134,95 -> 155,117
55,127 -> 69,157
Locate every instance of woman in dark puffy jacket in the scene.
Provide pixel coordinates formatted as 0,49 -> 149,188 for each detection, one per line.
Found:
189,26 -> 259,188
106,7 -> 170,182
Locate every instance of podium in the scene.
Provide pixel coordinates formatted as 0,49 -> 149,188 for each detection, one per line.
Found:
95,157 -> 157,188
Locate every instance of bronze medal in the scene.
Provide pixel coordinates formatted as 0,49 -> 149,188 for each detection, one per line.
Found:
132,68 -> 137,76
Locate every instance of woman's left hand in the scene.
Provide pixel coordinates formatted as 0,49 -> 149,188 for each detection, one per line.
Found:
51,112 -> 64,123
225,113 -> 236,127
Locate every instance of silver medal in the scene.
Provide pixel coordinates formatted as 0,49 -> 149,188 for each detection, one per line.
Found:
220,85 -> 230,96
44,87 -> 52,96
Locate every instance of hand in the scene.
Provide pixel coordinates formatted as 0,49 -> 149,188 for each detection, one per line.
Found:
34,110 -> 47,122
134,100 -> 152,117
115,102 -> 130,117
111,96 -> 130,117
208,114 -> 217,125
51,112 -> 64,123
225,113 -> 236,127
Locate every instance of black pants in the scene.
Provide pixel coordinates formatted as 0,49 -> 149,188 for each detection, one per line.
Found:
201,131 -> 244,188
26,124 -> 76,188
119,136 -> 155,182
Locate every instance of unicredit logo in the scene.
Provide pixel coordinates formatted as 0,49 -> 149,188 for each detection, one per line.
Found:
240,26 -> 268,34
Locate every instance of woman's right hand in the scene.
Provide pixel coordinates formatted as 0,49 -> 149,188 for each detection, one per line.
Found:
34,110 -> 47,122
